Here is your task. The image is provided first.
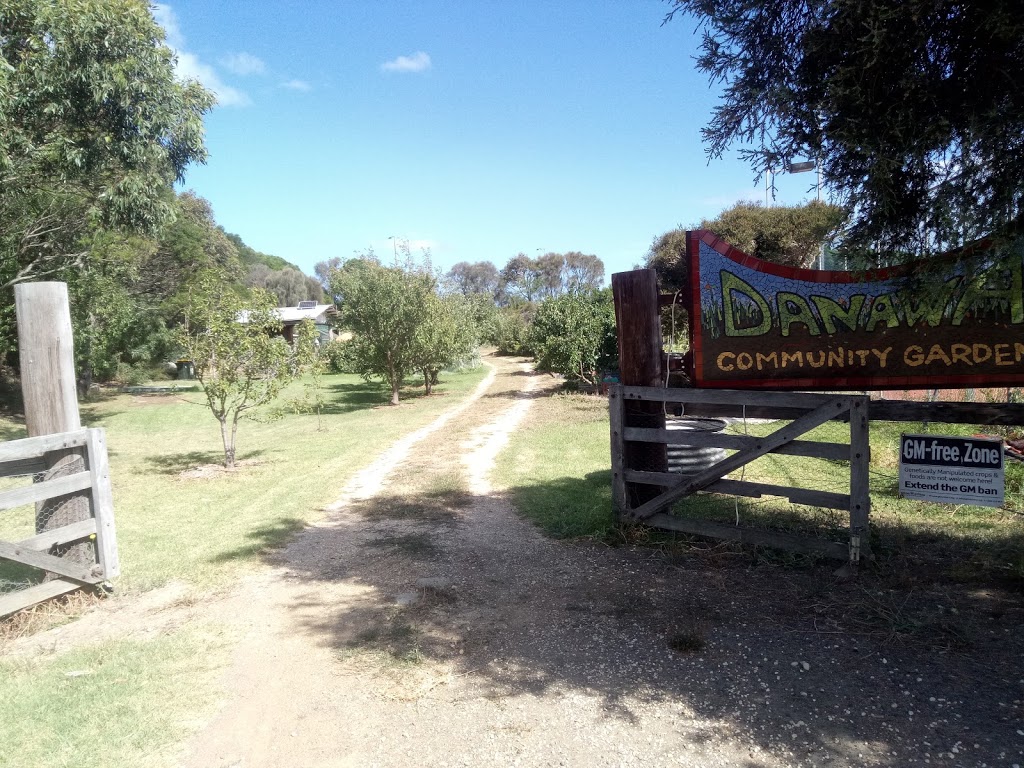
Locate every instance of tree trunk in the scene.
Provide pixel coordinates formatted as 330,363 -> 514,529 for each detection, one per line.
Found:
387,356 -> 400,405
220,417 -> 235,468
423,368 -> 433,395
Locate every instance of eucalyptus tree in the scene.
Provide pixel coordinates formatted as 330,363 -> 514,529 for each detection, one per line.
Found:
0,0 -> 214,361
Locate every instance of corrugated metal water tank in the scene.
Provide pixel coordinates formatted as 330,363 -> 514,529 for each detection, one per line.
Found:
665,417 -> 728,475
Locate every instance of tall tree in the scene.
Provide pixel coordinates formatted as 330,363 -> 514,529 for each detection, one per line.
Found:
535,252 -> 566,299
665,0 -> 1024,258
563,252 -> 605,293
447,261 -> 500,297
330,257 -> 433,405
0,0 -> 214,288
245,265 -> 323,306
499,253 -> 544,303
700,200 -> 845,268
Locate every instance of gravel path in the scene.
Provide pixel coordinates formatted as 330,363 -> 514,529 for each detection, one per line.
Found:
168,353 -> 1023,767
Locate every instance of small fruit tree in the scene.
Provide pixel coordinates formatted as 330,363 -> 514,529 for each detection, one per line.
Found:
177,275 -> 314,467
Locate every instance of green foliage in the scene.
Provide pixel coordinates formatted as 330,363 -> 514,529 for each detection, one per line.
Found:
225,232 -> 300,272
288,319 -> 328,428
331,257 -> 434,405
176,275 -> 312,467
412,294 -> 479,394
0,0 -> 214,289
700,200 -> 845,268
323,339 -> 357,374
528,290 -> 617,384
666,0 -> 1024,258
645,228 -> 690,293
647,200 -> 845,292
245,264 -> 323,307
490,306 -> 532,355
497,251 -> 604,304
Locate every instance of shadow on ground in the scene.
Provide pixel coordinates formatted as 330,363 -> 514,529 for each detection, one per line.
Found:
252,472 -> 1024,767
144,450 -> 266,475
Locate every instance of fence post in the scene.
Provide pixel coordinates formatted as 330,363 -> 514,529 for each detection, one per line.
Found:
86,429 -> 119,579
848,396 -> 871,562
609,385 -> 628,519
611,269 -> 668,507
14,282 -> 94,569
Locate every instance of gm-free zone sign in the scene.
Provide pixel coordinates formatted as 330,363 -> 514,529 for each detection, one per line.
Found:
898,434 -> 1004,507
686,230 -> 1024,390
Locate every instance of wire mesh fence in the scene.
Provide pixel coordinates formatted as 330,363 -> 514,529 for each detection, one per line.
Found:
0,433 -> 110,609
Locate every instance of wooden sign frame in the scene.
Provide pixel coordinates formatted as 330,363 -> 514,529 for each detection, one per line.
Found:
686,230 -> 1024,390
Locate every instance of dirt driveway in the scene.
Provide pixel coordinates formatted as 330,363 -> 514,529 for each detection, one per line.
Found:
168,354 -> 1022,766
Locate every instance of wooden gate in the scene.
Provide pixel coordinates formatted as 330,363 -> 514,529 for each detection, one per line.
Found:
0,428 -> 119,617
609,385 -> 871,562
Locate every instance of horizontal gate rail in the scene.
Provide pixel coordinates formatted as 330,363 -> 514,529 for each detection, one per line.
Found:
0,427 -> 118,617
610,385 -> 870,563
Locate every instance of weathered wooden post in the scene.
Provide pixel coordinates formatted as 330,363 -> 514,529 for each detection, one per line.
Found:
611,269 -> 668,513
14,282 -> 95,568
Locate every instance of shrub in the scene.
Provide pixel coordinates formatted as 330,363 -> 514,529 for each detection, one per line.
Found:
528,290 -> 617,384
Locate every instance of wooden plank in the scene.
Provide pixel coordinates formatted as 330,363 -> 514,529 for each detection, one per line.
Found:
628,397 -> 854,520
868,400 -> 1024,426
645,512 -> 850,560
0,457 -> 47,478
682,403 -> 848,422
623,470 -> 851,509
612,270 -> 668,505
0,471 -> 92,513
0,430 -> 90,464
0,578 -> 82,618
620,386 -> 838,409
623,427 -> 850,460
848,397 -> 872,562
609,386 -> 629,519
86,428 -> 119,579
16,518 -> 96,552
0,540 -> 102,584
712,479 -> 850,510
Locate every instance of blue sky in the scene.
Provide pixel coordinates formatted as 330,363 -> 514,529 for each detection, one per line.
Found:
154,1 -> 822,280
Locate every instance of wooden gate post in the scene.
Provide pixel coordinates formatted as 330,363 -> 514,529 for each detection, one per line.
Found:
611,269 -> 668,512
848,396 -> 871,562
14,282 -> 94,568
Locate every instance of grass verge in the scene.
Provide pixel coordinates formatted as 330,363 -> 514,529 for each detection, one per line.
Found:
0,625 -> 225,768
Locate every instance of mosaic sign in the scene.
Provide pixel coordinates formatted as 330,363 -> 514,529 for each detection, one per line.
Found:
686,230 -> 1024,390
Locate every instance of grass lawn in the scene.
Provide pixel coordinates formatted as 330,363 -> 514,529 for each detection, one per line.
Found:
0,366 -> 486,768
1,367 -> 487,593
495,390 -> 1024,582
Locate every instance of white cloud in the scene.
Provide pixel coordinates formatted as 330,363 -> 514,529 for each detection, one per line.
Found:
153,4 -> 250,107
152,4 -> 183,48
221,52 -> 266,76
281,79 -> 312,92
175,51 -> 250,107
381,51 -> 431,74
